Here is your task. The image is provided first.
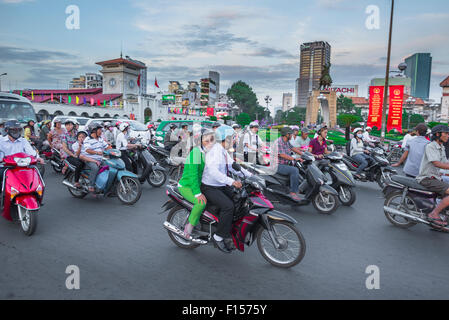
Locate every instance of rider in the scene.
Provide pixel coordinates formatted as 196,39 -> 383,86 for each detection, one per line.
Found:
416,125 -> 449,226
309,126 -> 331,159
212,122 -> 221,131
177,128 -> 216,239
116,122 -> 140,172
362,126 -> 377,144
103,122 -> 115,146
0,120 -> 44,183
64,130 -> 88,188
83,122 -> 112,193
201,125 -> 252,253
350,128 -> 372,179
48,118 -> 66,152
39,120 -> 52,147
164,124 -> 178,150
61,118 -> 79,174
271,127 -> 303,201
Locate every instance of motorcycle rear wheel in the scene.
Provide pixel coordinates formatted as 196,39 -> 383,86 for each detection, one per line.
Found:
384,191 -> 418,228
67,172 -> 88,198
256,221 -> 306,268
166,208 -> 200,249
312,192 -> 338,214
51,162 -> 62,173
147,169 -> 167,187
116,176 -> 142,205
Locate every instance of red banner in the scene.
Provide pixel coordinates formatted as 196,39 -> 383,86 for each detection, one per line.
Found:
367,86 -> 384,130
206,108 -> 214,116
387,85 -> 404,133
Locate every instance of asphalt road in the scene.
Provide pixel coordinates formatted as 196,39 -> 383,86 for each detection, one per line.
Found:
1,164 -> 449,300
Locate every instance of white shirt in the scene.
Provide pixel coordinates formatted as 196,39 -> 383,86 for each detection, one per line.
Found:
402,134 -> 416,149
243,131 -> 260,153
362,131 -> 376,143
0,136 -> 37,160
202,143 -> 251,187
83,136 -> 109,161
116,132 -> 128,151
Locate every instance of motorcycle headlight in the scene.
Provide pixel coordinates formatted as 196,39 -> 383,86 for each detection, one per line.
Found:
14,157 -> 31,167
10,186 -> 19,199
334,163 -> 348,171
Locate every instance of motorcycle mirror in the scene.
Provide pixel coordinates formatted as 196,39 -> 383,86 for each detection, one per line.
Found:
232,162 -> 241,172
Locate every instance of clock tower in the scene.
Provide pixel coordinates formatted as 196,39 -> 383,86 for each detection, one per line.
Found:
96,56 -> 146,97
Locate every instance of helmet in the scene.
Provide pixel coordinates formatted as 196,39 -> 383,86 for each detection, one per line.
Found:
115,121 -> 122,127
280,126 -> 293,136
53,118 -> 62,124
77,130 -> 88,138
365,126 -> 372,131
212,122 -> 221,128
301,128 -> 309,134
232,124 -> 241,129
169,124 -> 177,129
147,123 -> 154,129
180,123 -> 188,129
64,118 -> 76,126
215,125 -> 234,141
291,125 -> 299,131
119,122 -> 130,132
88,122 -> 103,134
353,127 -> 363,134
431,125 -> 449,136
193,128 -> 215,146
104,121 -> 112,127
249,122 -> 259,128
5,120 -> 23,140
43,120 -> 51,125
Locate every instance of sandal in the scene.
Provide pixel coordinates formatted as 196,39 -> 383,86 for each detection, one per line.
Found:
428,216 -> 448,227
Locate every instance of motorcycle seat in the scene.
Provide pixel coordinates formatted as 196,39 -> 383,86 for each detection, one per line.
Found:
391,175 -> 429,191
205,204 -> 220,216
343,155 -> 359,168
273,173 -> 291,184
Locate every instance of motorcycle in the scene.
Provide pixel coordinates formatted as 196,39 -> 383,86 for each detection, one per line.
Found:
1,153 -> 45,236
342,143 -> 396,189
162,162 -> 306,268
41,145 -> 64,173
316,152 -> 356,206
62,149 -> 142,205
386,143 -> 404,163
244,152 -> 339,214
383,175 -> 449,232
127,145 -> 167,187
148,143 -> 185,184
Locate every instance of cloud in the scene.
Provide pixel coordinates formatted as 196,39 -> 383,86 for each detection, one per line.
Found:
0,45 -> 77,64
1,0 -> 33,3
246,47 -> 295,59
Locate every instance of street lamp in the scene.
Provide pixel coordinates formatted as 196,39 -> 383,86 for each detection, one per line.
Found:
264,95 -> 272,124
0,73 -> 7,92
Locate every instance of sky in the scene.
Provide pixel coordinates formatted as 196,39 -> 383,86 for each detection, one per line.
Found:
0,0 -> 448,114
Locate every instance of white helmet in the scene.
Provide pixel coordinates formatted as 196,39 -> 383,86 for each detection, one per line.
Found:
353,127 -> 363,134
119,122 -> 130,132
365,126 -> 372,131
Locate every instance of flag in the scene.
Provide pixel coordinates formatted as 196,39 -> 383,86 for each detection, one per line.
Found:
110,100 -> 112,107
76,96 -> 79,104
51,92 -> 54,102
91,98 -> 94,106
60,95 -> 62,103
83,97 -> 86,105
154,77 -> 159,88
137,74 -> 141,88
103,100 -> 106,107
31,91 -> 34,100
68,96 -> 72,104
20,91 -> 22,96
97,100 -> 101,106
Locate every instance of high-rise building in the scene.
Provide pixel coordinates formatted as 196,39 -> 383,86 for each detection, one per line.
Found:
209,71 -> 220,97
200,78 -> 217,108
296,41 -> 331,108
405,53 -> 432,100
282,93 -> 293,112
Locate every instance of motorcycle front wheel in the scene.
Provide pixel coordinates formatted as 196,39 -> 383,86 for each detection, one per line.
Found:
256,221 -> 306,268
18,205 -> 38,236
116,176 -> 142,205
338,185 -> 356,206
147,169 -> 167,187
312,192 -> 338,214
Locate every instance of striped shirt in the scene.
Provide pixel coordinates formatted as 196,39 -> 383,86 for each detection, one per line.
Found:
83,136 -> 109,161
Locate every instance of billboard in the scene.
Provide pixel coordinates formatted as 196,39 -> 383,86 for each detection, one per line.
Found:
324,85 -> 359,96
162,94 -> 175,105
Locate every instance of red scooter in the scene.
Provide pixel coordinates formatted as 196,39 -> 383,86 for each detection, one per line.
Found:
1,152 -> 45,236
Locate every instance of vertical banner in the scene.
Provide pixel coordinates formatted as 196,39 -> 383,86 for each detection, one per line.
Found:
387,85 -> 404,133
367,86 -> 384,130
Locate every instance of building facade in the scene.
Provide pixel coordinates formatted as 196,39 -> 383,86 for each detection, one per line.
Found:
296,41 -> 331,108
405,53 -> 432,100
209,71 -> 220,97
282,93 -> 293,111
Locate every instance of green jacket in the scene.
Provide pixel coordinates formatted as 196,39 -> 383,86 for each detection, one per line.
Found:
178,147 -> 205,196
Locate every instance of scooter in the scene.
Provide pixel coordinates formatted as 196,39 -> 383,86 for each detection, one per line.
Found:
244,152 -> 339,214
41,145 -> 64,173
162,162 -> 306,268
383,175 -> 449,232
62,149 -> 142,205
1,153 -> 45,236
128,145 -> 167,187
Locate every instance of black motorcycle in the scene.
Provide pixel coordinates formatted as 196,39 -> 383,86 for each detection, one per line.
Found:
342,143 -> 396,188
316,152 -> 356,206
382,175 -> 449,232
147,143 -> 184,184
128,145 -> 167,187
162,162 -> 306,268
244,152 -> 339,214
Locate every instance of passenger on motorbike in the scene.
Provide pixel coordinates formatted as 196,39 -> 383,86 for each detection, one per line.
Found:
416,125 -> 449,226
83,122 -> 112,193
48,119 -> 66,152
61,118 -> 79,175
201,125 -> 252,253
0,121 -> 6,137
0,120 -> 44,184
309,126 -> 331,159
39,120 -> 51,147
65,130 -> 88,188
362,126 -> 377,145
177,128 -> 216,239
103,122 -> 115,146
271,126 -> 303,201
116,122 -> 140,173
164,124 -> 178,151
350,127 -> 372,180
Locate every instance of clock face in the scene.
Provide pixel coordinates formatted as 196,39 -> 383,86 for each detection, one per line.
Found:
129,79 -> 135,89
109,78 -> 116,87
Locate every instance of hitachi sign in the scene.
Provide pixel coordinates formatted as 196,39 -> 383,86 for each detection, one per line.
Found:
324,85 -> 358,96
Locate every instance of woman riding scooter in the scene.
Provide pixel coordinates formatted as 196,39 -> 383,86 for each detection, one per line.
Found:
350,127 -> 372,180
177,128 -> 216,240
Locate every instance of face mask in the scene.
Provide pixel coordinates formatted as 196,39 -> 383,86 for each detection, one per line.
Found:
357,133 -> 363,138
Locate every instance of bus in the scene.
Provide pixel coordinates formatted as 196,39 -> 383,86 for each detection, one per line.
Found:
0,92 -> 37,124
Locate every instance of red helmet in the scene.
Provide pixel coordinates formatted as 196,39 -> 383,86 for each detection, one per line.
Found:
115,121 -> 122,127
147,124 -> 154,129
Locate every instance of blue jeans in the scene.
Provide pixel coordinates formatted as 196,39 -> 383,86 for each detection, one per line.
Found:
277,164 -> 300,193
353,153 -> 370,175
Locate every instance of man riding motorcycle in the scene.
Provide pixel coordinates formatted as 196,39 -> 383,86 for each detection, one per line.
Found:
416,125 -> 449,226
271,126 -> 303,201
164,124 -> 178,151
61,118 -> 79,175
201,125 -> 252,253
0,120 -> 44,184
83,122 -> 112,193
116,122 -> 140,172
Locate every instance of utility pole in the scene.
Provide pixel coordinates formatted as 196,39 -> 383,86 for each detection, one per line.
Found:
380,0 -> 395,143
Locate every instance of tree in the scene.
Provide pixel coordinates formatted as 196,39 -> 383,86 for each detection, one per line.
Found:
226,81 -> 259,116
221,115 -> 232,125
338,114 -> 361,140
337,95 -> 356,114
409,114 -> 425,129
236,112 -> 251,127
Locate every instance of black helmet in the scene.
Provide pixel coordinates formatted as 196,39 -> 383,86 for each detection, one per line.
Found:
169,124 -> 177,129
212,122 -> 221,128
181,123 -> 188,129
280,127 -> 293,136
431,125 -> 449,136
88,122 -> 103,135
5,120 -> 23,140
